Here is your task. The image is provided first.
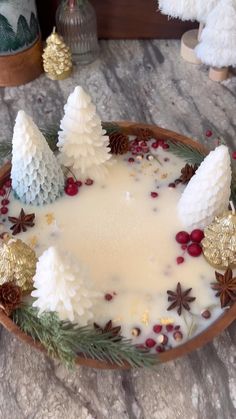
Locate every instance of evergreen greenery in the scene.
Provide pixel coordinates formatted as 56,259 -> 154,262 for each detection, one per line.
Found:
166,139 -> 207,165
12,305 -> 158,368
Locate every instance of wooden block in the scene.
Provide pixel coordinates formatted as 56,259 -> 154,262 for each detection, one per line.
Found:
209,67 -> 229,82
0,39 -> 43,87
181,29 -> 201,65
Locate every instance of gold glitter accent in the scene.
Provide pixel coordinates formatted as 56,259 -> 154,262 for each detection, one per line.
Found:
45,213 -> 55,225
160,318 -> 175,325
28,236 -> 38,249
112,317 -> 123,323
161,173 -> 168,179
129,172 -> 135,177
0,237 -> 37,293
202,210 -> 236,269
141,310 -> 150,325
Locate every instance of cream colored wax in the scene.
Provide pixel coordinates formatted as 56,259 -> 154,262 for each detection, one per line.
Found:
7,146 -> 224,348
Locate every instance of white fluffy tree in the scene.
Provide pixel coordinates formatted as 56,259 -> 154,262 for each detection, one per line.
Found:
195,0 -> 236,68
32,246 -> 100,325
158,0 -> 219,22
158,0 -> 198,21
57,86 -> 111,182
11,111 -> 64,206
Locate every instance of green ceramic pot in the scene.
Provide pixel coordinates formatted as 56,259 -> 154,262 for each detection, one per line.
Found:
0,0 -> 40,55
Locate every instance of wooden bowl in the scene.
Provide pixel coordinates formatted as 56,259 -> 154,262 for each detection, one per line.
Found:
0,121 -> 235,369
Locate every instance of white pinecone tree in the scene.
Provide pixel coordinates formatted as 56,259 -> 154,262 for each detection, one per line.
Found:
57,86 -> 112,182
11,111 -> 64,206
195,0 -> 220,23
195,0 -> 236,67
178,145 -> 232,229
32,246 -> 100,325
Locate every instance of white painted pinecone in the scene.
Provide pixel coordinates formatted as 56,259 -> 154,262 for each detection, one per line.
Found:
11,111 -> 64,206
177,145 -> 232,229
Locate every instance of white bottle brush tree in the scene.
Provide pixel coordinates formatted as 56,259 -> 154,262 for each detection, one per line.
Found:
11,111 -> 65,206
195,0 -> 236,80
158,0 -> 220,63
57,86 -> 112,182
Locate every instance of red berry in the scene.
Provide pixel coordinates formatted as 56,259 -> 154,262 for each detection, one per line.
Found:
166,324 -> 174,332
1,199 -> 9,206
153,324 -> 162,334
128,157 -> 135,163
157,139 -> 165,147
151,192 -> 158,198
151,142 -> 159,149
140,141 -> 147,147
168,183 -> 176,188
156,346 -> 165,353
4,179 -> 12,188
190,229 -> 204,243
176,256 -> 184,265
162,143 -> 169,149
0,188 -> 6,196
65,183 -> 78,196
76,180 -> 83,187
105,293 -> 113,301
187,243 -> 202,257
0,207 -> 8,214
85,178 -> 94,186
175,231 -> 190,244
232,151 -> 236,160
205,130 -> 213,138
67,177 -> 75,184
145,338 -> 156,348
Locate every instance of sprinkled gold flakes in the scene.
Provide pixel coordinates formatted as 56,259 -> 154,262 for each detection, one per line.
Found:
45,213 -> 55,225
141,310 -> 150,326
28,236 -> 38,249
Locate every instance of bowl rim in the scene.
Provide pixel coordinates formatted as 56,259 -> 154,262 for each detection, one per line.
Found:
0,120 -> 235,370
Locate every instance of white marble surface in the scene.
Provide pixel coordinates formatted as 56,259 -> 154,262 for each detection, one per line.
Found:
0,40 -> 235,419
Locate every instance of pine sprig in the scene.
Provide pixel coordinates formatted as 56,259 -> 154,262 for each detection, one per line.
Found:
166,139 -> 207,165
12,305 -> 158,368
0,141 -> 12,160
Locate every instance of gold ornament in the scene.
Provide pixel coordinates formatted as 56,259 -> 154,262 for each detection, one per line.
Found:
0,237 -> 37,293
202,205 -> 236,270
42,27 -> 72,80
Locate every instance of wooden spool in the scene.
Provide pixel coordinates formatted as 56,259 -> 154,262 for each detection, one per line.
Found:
0,39 -> 43,87
181,29 -> 201,65
0,121 -> 235,369
209,67 -> 229,82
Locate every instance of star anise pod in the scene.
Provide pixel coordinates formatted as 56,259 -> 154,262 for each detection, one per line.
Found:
134,127 -> 154,141
211,268 -> 236,308
167,282 -> 196,316
0,282 -> 22,316
109,132 -> 130,155
94,320 -> 122,341
179,163 -> 198,184
8,208 -> 35,235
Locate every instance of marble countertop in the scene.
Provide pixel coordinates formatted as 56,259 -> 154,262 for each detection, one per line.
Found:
0,40 -> 235,419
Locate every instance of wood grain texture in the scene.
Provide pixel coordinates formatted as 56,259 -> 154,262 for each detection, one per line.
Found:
37,0 -> 198,39
0,40 -> 235,419
0,40 -> 43,87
